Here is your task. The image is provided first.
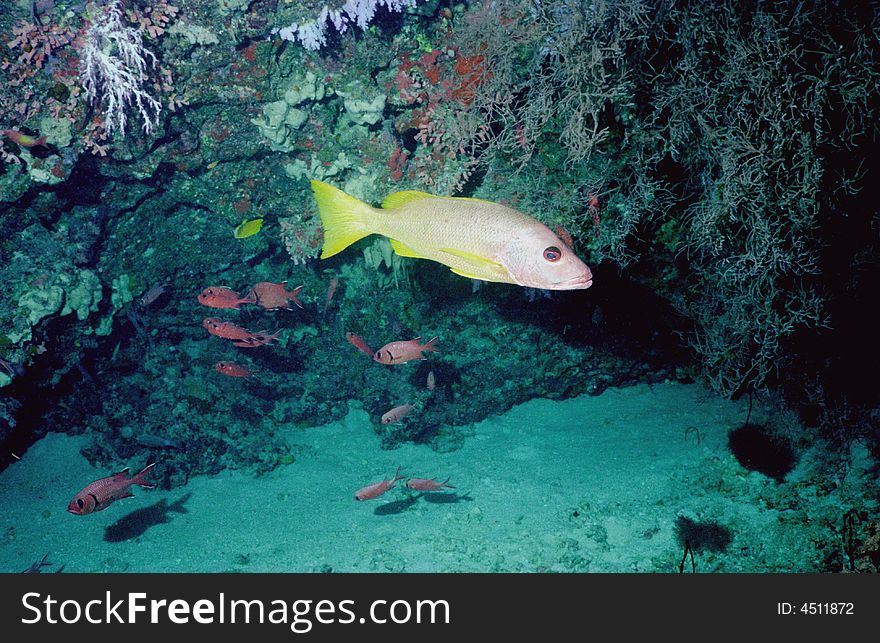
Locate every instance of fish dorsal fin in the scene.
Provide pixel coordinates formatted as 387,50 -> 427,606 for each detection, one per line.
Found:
381,190 -> 435,209
389,238 -> 427,259
382,191 -> 496,209
449,196 -> 497,204
440,247 -> 503,270
113,467 -> 130,478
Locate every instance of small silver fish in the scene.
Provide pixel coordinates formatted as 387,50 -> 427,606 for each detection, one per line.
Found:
138,283 -> 167,308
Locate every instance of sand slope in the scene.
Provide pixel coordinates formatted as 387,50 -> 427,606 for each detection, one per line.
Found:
0,382 -> 865,573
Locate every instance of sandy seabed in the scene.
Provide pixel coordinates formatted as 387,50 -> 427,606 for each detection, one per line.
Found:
1,382 -> 869,573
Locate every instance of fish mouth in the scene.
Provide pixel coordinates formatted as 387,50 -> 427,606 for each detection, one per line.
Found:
554,273 -> 594,290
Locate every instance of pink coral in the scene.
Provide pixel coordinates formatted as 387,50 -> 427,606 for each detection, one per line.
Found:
128,1 -> 179,39
5,21 -> 73,83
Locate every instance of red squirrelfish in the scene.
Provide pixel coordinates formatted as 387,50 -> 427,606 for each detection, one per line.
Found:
354,467 -> 404,501
373,336 -> 439,365
310,179 -> 593,290
203,318 -> 255,341
346,332 -> 374,357
214,361 -> 253,378
197,286 -> 256,309
381,403 -> 414,425
67,463 -> 156,515
202,318 -> 279,347
406,477 -> 455,492
249,281 -> 304,310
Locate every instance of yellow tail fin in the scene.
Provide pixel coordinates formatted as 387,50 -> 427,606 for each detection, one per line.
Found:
310,180 -> 376,259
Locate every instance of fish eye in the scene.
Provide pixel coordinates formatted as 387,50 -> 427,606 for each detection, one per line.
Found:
543,246 -> 562,262
206,288 -> 213,295
217,362 -> 225,368
76,498 -> 84,508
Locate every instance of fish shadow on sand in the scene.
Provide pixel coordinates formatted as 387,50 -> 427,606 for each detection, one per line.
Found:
374,491 -> 473,515
104,494 -> 190,543
421,491 -> 473,504
374,495 -> 420,516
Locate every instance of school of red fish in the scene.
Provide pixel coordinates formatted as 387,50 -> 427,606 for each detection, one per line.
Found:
67,276 -> 453,512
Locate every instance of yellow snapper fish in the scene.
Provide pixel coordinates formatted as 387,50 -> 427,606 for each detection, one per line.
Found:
310,180 -> 594,290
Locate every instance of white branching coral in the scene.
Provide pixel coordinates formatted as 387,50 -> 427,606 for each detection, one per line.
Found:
79,0 -> 161,137
277,0 -> 419,51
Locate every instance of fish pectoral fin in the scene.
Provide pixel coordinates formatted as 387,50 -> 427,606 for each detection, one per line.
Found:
381,190 -> 435,209
449,266 -> 487,280
389,238 -> 427,259
439,247 -> 503,270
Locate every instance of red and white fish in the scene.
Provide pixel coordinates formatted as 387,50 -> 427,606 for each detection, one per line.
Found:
214,361 -> 253,378
405,477 -> 455,492
346,332 -> 374,357
354,467 -> 404,501
381,403 -> 414,425
202,318 -> 280,347
197,286 -> 256,309
373,336 -> 439,365
249,282 -> 303,310
67,463 -> 156,515
202,318 -> 252,341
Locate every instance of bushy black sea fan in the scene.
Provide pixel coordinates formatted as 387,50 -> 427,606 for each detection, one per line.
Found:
728,422 -> 797,483
674,516 -> 733,553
